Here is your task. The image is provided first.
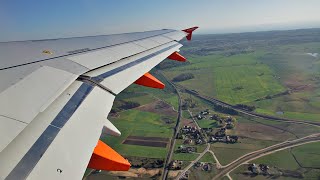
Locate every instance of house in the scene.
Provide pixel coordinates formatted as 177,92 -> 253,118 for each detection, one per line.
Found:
248,164 -> 259,174
197,114 -> 203,120
195,139 -> 203,144
178,145 -> 197,153
183,139 -> 193,145
202,163 -> 212,171
259,164 -> 269,173
226,135 -> 238,143
215,128 -> 226,137
201,109 -> 209,115
210,114 -> 219,120
169,160 -> 183,170
210,136 -> 217,142
226,123 -> 234,129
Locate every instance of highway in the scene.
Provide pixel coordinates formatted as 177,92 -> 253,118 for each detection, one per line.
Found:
212,133 -> 320,179
160,72 -> 183,180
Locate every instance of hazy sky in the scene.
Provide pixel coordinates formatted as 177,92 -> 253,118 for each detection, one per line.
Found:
1,0 -> 320,41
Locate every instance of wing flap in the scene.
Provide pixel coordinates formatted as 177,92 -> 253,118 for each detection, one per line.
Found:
0,66 -> 78,123
1,81 -> 115,180
0,116 -> 27,152
26,86 -> 114,180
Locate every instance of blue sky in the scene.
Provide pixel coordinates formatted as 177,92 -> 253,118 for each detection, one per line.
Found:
1,0 -> 320,41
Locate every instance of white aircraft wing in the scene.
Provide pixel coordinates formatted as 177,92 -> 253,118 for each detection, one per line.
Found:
0,27 -> 198,180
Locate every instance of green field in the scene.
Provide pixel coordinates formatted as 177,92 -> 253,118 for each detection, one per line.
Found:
199,152 -> 216,163
163,40 -> 320,122
104,109 -> 175,158
163,53 -> 285,104
197,120 -> 218,129
188,166 -> 217,180
292,142 -> 320,168
252,149 -> 300,170
251,43 -> 320,121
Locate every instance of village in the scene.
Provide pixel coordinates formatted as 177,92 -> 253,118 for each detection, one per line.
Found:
169,108 -> 240,178
176,108 -> 239,154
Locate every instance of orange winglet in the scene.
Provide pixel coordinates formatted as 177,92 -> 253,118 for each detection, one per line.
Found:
168,51 -> 187,62
88,140 -> 130,171
134,72 -> 165,89
182,26 -> 199,41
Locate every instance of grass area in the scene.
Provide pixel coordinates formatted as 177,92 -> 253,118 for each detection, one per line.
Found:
240,115 -> 320,138
188,166 -> 217,180
252,44 -> 320,121
211,137 -> 278,165
163,53 -> 285,104
164,41 -> 320,123
303,169 -> 320,180
104,109 -> 174,158
172,153 -> 199,161
292,142 -> 320,168
197,119 -> 218,128
254,97 -> 320,122
122,93 -> 155,105
199,152 -> 216,163
252,149 -> 300,170
230,164 -> 303,180
212,147 -> 254,166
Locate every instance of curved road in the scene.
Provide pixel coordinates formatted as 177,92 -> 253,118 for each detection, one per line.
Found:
212,133 -> 320,179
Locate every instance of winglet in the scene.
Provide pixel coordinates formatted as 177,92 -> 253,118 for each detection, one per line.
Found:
88,140 -> 131,171
182,26 -> 199,41
134,72 -> 165,89
168,51 -> 187,62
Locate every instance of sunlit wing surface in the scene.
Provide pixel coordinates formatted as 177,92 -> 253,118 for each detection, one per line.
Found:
0,27 -> 198,179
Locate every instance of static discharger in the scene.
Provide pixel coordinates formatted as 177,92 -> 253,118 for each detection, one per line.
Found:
168,51 -> 186,62
134,72 -> 165,89
182,26 -> 199,41
88,140 -> 130,171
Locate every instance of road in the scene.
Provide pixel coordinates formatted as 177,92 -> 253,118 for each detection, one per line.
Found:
212,133 -> 320,179
175,143 -> 211,180
160,72 -> 183,180
174,83 -> 320,127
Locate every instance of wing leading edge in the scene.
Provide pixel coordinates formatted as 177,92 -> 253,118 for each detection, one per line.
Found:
0,27 -> 198,179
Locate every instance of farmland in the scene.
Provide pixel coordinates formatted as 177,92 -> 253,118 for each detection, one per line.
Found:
162,29 -> 320,122
103,109 -> 174,158
89,28 -> 320,180
231,142 -> 320,179
163,53 -> 286,104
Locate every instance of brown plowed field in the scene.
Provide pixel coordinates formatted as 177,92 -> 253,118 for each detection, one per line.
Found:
123,140 -> 167,147
123,136 -> 169,148
127,136 -> 169,142
137,100 -> 177,117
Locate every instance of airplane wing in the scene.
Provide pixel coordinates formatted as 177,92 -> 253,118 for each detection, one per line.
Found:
0,27 -> 198,180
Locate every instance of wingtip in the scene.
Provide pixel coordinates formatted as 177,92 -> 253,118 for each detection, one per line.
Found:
182,26 -> 199,41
